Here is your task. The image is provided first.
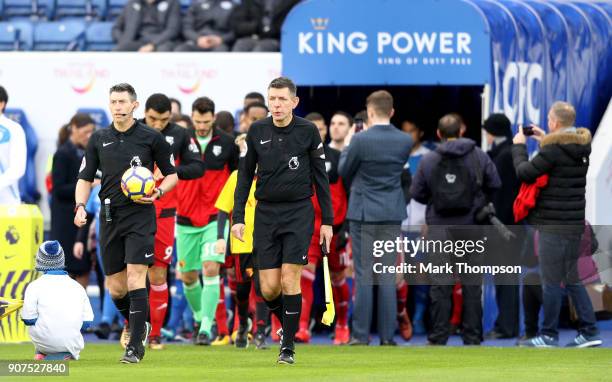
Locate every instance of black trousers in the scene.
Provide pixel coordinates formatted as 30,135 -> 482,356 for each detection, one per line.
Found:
429,283 -> 482,345
427,225 -> 483,345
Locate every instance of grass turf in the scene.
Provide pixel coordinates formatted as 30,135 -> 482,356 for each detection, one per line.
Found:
0,343 -> 611,381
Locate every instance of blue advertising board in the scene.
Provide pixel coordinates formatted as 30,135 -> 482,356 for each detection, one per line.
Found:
282,0 -> 492,86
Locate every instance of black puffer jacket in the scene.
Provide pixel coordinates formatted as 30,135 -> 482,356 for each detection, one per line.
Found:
512,128 -> 591,233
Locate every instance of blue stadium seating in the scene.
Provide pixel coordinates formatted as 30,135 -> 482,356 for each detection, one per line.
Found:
37,0 -> 54,19
107,0 -> 125,20
33,20 -> 85,50
55,0 -> 93,19
53,0 -> 108,20
4,108 -> 40,204
91,0 -> 107,19
77,108 -> 110,128
1,0 -> 38,20
0,21 -> 33,50
84,21 -> 113,50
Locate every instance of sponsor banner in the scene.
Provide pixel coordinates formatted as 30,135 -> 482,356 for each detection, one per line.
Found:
0,204 -> 43,342
282,0 -> 491,86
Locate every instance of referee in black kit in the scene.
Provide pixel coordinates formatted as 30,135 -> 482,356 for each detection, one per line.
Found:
74,83 -> 178,364
232,77 -> 333,365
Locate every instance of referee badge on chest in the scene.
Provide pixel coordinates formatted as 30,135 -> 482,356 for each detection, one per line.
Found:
289,156 -> 299,170
212,145 -> 222,157
130,156 -> 143,167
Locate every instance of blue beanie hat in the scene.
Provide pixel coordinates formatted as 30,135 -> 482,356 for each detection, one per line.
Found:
35,240 -> 65,271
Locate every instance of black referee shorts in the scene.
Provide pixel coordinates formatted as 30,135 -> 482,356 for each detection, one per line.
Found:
253,198 -> 314,270
99,204 -> 156,275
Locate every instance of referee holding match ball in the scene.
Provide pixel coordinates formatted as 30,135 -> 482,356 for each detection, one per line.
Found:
232,77 -> 333,365
74,83 -> 178,364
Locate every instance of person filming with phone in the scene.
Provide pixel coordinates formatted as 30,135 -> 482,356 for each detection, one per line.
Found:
512,101 -> 601,348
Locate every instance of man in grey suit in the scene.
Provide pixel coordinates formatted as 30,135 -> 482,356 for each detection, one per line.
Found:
112,0 -> 181,51
339,90 -> 412,345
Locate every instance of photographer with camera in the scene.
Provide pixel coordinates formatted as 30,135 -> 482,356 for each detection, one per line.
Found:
411,114 -> 500,345
513,101 -> 601,348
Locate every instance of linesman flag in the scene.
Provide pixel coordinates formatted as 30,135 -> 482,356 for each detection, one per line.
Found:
320,241 -> 335,326
0,297 -> 23,319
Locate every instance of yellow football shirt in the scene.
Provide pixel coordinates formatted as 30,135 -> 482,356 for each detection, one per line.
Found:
215,170 -> 257,254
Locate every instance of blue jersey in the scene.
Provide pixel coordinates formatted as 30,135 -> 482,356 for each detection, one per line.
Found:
406,145 -> 431,176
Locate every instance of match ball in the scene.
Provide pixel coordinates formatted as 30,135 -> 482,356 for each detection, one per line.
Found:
120,166 -> 155,201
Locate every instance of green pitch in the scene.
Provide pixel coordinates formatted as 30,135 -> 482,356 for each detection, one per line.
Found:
0,343 -> 611,381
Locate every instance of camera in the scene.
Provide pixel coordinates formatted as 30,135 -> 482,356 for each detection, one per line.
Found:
523,125 -> 535,136
475,202 -> 516,241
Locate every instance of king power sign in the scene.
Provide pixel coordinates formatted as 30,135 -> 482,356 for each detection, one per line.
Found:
282,0 -> 491,85
298,26 -> 473,58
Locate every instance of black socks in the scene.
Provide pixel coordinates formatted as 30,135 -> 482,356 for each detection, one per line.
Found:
265,294 -> 284,325
235,282 -> 251,327
112,294 -> 131,321
281,293 -> 302,351
127,288 -> 148,348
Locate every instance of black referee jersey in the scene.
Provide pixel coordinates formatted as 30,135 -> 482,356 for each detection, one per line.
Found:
139,119 -> 204,180
233,115 -> 333,226
78,120 -> 176,208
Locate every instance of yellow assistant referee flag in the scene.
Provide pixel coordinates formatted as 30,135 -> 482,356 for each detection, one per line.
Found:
320,241 -> 335,326
0,297 -> 23,319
